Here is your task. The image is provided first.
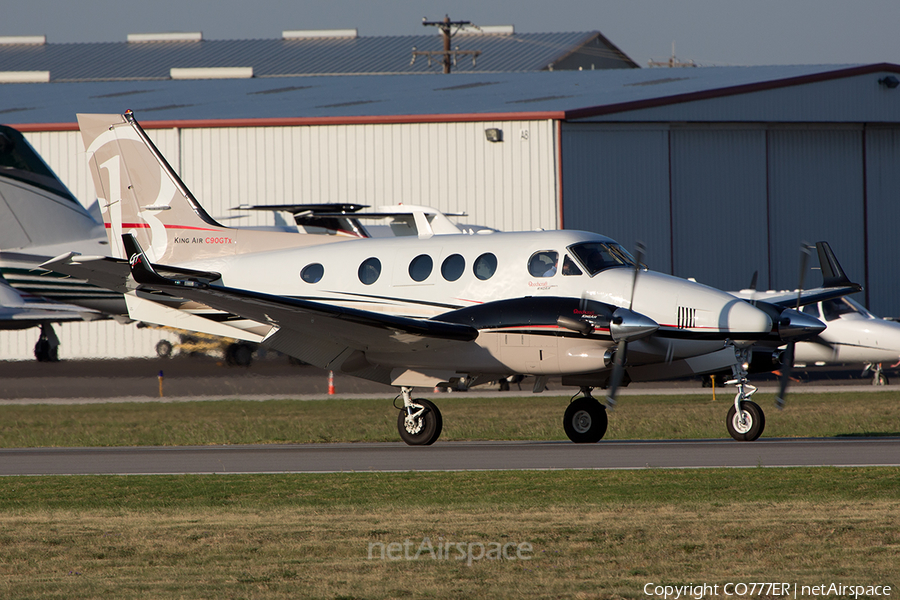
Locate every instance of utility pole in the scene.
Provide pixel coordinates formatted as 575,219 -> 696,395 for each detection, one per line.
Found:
411,15 -> 482,74
647,42 -> 696,68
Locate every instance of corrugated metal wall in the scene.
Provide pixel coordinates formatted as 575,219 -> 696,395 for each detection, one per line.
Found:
864,127 -> 900,315
562,122 -> 895,311
178,120 -> 558,232
560,124 -> 672,271
0,321 -> 168,361
670,127 -> 769,290
24,120 -> 559,232
766,127 -> 865,295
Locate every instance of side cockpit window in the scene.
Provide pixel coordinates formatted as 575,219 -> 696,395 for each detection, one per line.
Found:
822,297 -> 873,322
561,255 -> 582,276
528,251 -> 559,277
802,303 -> 820,318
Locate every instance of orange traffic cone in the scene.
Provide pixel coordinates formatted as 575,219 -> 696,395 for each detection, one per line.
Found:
328,370 -> 335,395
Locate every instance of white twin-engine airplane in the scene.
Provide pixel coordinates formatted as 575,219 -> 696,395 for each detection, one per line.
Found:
45,111 -> 860,445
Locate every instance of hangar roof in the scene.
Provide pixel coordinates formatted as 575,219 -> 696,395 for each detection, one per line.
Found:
0,30 -> 637,82
4,63 -> 899,128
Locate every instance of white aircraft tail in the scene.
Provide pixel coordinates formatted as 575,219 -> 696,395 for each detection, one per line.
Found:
77,111 -> 339,264
0,124 -> 101,251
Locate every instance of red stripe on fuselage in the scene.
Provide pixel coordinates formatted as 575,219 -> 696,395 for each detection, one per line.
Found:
106,223 -> 221,232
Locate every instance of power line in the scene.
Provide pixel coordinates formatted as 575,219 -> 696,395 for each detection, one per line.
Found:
411,15 -> 482,74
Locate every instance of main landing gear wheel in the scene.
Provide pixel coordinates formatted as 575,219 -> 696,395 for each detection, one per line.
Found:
726,401 -> 765,441
563,397 -> 608,443
397,398 -> 443,446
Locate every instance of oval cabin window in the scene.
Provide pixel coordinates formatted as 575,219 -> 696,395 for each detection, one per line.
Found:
408,254 -> 433,282
441,254 -> 465,281
527,251 -> 559,277
358,257 -> 382,285
473,253 -> 498,281
300,263 -> 324,284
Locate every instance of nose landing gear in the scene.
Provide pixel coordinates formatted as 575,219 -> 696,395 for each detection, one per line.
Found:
724,354 -> 765,441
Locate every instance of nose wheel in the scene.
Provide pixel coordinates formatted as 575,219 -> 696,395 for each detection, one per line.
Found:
725,400 -> 765,441
724,353 -> 765,441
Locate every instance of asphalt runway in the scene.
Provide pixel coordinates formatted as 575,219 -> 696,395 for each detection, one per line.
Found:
2,438 -> 898,475
0,355 -> 893,402
1,357 -> 897,476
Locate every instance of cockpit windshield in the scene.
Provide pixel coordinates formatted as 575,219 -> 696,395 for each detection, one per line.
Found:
0,124 -> 79,203
568,242 -> 639,276
821,297 -> 874,322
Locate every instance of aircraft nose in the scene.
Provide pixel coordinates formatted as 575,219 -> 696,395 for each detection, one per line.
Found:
610,307 -> 659,342
725,299 -> 773,334
778,308 -> 826,340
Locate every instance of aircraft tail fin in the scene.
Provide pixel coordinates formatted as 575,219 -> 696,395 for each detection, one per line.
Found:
77,111 -> 336,265
815,241 -> 855,288
0,124 -> 101,251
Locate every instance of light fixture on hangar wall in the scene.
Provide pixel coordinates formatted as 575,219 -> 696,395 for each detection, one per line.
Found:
411,15 -> 482,74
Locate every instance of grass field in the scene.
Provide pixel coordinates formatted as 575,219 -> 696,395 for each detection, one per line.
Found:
1,390 -> 899,447
1,469 -> 898,599
1,392 -> 898,598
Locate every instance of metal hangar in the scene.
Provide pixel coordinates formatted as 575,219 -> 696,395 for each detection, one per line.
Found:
2,62 -> 900,359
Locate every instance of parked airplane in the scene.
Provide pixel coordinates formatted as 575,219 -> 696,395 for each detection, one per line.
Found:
0,273 -> 101,360
232,202 -> 494,238
799,297 -> 900,384
46,112 -> 859,445
736,280 -> 900,385
0,123 -> 121,313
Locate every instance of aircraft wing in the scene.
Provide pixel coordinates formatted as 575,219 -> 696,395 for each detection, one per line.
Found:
740,285 -> 862,310
40,253 -> 224,295
734,241 -> 862,309
0,275 -> 103,330
40,253 -> 134,294
121,234 -> 478,377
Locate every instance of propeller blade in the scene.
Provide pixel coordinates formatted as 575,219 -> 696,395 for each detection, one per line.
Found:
795,243 -> 811,310
628,241 -> 646,310
608,242 -> 648,409
605,341 -> 627,408
775,342 -> 795,409
779,242 -> 812,409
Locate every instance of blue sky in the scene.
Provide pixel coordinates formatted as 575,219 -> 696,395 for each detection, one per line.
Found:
4,0 -> 899,67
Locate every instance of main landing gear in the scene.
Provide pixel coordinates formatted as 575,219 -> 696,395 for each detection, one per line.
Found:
563,387 -> 608,443
864,363 -> 889,386
396,387 -> 442,446
34,323 -> 60,362
724,357 -> 765,441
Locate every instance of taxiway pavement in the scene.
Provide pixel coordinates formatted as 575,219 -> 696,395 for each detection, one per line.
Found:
2,438 -> 898,476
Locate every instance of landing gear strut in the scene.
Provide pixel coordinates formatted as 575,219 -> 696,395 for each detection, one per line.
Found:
864,363 -> 889,386
563,387 -> 608,443
34,323 -> 60,362
724,352 -> 765,441
396,387 -> 442,446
